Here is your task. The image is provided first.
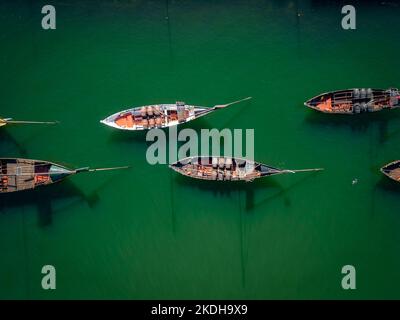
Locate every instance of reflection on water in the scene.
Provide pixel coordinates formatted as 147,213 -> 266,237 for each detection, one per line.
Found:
376,175 -> 400,195
0,180 -> 99,227
174,169 -> 322,213
0,129 -> 28,156
304,109 -> 400,144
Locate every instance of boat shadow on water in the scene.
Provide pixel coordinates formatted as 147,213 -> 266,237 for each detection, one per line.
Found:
304,110 -> 400,144
174,171 -> 321,213
108,129 -> 149,145
0,129 -> 28,156
107,117 -> 217,157
0,180 -> 100,227
376,176 -> 400,195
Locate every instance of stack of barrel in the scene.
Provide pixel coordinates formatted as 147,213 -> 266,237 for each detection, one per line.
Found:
140,106 -> 163,128
353,88 -> 374,113
212,157 -> 233,180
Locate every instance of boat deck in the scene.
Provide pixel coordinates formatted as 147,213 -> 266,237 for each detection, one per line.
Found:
11,160 -> 35,192
113,104 -> 193,129
1,159 -> 38,193
389,168 -> 400,181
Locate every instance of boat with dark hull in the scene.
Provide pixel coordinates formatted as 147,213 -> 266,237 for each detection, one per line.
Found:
100,97 -> 251,131
381,160 -> 400,182
170,156 -> 323,182
305,88 -> 400,114
0,158 -> 129,194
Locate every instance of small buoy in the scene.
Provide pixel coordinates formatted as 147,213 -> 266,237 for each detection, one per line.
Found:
352,178 -> 358,185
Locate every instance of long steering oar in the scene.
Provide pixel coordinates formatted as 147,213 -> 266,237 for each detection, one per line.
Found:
213,96 -> 252,110
283,168 -> 324,174
0,118 -> 59,127
75,166 -> 131,174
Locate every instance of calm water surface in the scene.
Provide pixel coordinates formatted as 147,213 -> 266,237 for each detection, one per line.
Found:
1,0 -> 400,299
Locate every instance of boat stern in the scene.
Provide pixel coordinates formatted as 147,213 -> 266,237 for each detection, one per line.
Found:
193,107 -> 213,118
169,157 -> 192,171
100,110 -> 139,130
259,164 -> 282,177
100,112 -> 120,129
389,88 -> 400,108
381,160 -> 400,182
304,93 -> 334,113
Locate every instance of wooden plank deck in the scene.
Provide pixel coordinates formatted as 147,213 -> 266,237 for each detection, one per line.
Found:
390,168 -> 400,181
16,160 -> 35,191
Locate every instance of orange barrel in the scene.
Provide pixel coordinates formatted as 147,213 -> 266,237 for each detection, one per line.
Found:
155,117 -> 162,126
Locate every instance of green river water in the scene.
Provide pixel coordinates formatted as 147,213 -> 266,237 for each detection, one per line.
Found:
1,0 -> 400,299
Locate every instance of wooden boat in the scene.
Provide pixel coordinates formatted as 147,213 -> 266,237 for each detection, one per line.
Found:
304,88 -> 400,114
0,117 -> 58,127
0,158 -> 129,194
100,97 -> 252,131
381,160 -> 400,182
170,156 -> 323,182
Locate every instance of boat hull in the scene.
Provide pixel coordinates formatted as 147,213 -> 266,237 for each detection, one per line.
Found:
0,158 -> 72,194
170,156 -> 282,182
305,88 -> 400,114
101,103 -> 212,131
381,160 -> 400,182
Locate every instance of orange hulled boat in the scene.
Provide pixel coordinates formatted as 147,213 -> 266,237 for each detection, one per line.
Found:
305,88 -> 400,114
